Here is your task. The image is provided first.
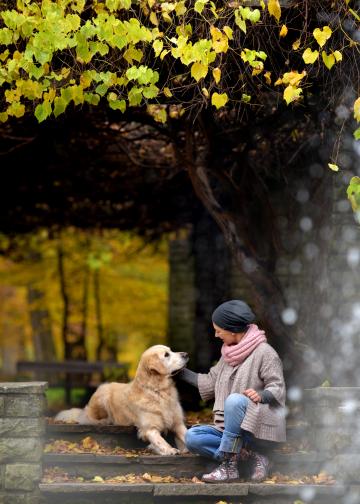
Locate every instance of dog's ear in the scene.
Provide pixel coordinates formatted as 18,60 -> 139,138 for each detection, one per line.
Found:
145,354 -> 165,375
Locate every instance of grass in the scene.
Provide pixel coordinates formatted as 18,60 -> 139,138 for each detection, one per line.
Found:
46,386 -> 90,413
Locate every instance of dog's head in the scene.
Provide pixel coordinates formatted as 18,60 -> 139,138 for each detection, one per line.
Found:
140,345 -> 189,376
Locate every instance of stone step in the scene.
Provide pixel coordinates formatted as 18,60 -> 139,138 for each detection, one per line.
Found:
46,422 -> 308,448
43,452 -> 326,479
39,481 -> 354,504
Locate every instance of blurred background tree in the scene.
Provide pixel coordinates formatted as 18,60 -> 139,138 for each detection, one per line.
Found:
0,229 -> 168,378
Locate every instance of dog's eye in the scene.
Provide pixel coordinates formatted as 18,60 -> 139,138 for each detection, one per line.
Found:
164,352 -> 170,357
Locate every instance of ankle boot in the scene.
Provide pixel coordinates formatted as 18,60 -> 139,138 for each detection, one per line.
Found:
201,452 -> 240,483
247,449 -> 271,482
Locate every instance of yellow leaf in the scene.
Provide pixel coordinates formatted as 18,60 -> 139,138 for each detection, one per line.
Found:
212,67 -> 221,84
160,49 -> 169,60
201,87 -> 209,98
302,48 -> 319,64
322,51 -> 335,70
354,97 -> 360,122
175,1 -> 186,16
279,25 -> 288,37
223,26 -> 233,40
283,85 -> 302,105
153,39 -> 163,57
264,71 -> 271,84
210,26 -> 228,53
282,70 -> 306,86
149,12 -> 158,25
92,476 -> 104,482
268,0 -> 281,22
334,50 -> 342,62
292,38 -> 301,50
163,87 -> 172,97
162,11 -> 172,23
191,62 -> 208,81
328,163 -> 339,171
313,26 -> 332,47
211,92 -> 228,109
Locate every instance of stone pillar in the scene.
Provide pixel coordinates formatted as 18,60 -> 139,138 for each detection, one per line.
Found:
0,382 -> 47,504
304,387 -> 360,484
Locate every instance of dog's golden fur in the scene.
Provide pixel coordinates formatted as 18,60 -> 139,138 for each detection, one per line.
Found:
55,345 -> 189,455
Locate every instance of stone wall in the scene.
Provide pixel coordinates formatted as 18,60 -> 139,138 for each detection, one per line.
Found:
304,387 -> 360,490
0,382 -> 47,504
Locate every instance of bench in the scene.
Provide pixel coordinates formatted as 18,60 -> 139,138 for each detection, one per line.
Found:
16,360 -> 129,405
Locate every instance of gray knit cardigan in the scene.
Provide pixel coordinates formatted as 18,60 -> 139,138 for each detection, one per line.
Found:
197,342 -> 286,443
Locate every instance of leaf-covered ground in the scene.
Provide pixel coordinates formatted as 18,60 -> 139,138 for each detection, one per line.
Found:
42,467 -> 335,486
42,468 -> 203,484
44,435 -> 309,456
44,436 -> 152,456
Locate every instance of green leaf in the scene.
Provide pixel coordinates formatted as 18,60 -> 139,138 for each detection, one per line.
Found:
53,96 -> 67,117
241,94 -> 251,103
322,51 -> 335,70
354,127 -> 360,141
95,83 -> 109,96
35,101 -> 52,123
142,84 -> 159,99
109,99 -> 126,111
84,92 -> 100,105
194,0 -> 208,14
347,176 -> 360,212
128,86 -> 143,106
211,92 -> 228,109
0,112 -> 9,122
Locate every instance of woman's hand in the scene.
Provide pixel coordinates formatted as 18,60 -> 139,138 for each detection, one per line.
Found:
244,389 -> 261,403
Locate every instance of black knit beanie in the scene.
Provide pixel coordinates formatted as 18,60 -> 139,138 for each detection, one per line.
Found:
212,300 -> 255,333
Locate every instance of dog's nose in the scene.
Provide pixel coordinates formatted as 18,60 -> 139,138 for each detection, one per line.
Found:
181,352 -> 188,359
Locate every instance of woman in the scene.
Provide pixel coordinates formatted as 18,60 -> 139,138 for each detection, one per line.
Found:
179,299 -> 286,483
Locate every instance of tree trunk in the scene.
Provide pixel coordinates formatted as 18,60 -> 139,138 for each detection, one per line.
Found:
94,269 -> 105,361
172,122 -> 305,382
27,285 -> 56,362
27,250 -> 56,363
79,265 -> 89,361
57,243 -> 71,360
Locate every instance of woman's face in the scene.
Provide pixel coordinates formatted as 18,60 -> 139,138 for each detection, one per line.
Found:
213,323 -> 246,345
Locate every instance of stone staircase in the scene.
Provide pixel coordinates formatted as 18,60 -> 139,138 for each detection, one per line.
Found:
39,422 -> 358,504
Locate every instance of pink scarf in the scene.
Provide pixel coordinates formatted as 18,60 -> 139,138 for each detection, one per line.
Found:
221,324 -> 267,366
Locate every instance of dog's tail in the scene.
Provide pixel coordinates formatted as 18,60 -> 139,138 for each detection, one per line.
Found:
54,407 -> 89,424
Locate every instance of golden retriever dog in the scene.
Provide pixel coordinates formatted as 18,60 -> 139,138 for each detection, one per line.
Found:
55,345 -> 189,455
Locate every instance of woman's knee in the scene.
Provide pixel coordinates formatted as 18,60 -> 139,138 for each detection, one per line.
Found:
185,427 -> 203,450
224,393 -> 249,413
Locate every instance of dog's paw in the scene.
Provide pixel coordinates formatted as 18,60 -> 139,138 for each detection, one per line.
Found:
180,447 -> 190,454
164,447 -> 181,456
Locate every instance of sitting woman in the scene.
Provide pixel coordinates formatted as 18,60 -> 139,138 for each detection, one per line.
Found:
178,299 -> 286,483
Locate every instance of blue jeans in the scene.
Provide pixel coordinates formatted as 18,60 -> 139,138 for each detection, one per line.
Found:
185,393 -> 253,461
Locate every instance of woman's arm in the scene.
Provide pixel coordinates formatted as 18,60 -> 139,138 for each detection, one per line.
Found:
177,368 -> 199,388
177,360 -> 222,401
259,349 -> 286,407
